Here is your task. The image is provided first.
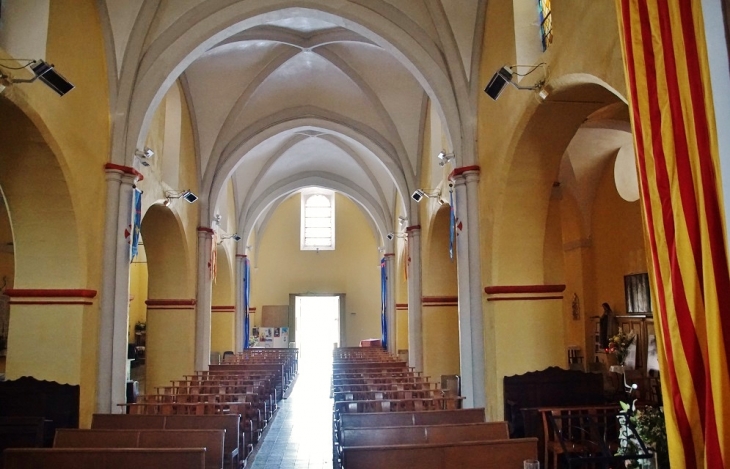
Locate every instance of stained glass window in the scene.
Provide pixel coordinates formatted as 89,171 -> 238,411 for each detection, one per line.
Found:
539,0 -> 553,51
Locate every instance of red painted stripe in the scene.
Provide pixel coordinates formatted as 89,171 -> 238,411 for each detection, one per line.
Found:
405,225 -> 421,232
395,303 -> 408,310
212,305 -> 235,311
104,163 -> 144,181
9,300 -> 93,305
236,254 -> 247,258
450,165 -> 480,178
624,1 -> 697,464
422,296 -> 458,304
487,295 -> 563,302
145,299 -> 197,306
484,284 -> 566,294
197,227 -> 214,234
5,289 -> 97,298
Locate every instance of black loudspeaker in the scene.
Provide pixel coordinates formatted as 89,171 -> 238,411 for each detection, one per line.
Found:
484,67 -> 513,100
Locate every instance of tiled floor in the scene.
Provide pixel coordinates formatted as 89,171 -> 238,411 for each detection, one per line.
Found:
249,358 -> 334,469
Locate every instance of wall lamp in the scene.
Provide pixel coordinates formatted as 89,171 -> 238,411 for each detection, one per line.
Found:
484,64 -> 547,101
437,151 -> 455,167
135,147 -> 154,167
0,59 -> 74,96
164,190 -> 198,205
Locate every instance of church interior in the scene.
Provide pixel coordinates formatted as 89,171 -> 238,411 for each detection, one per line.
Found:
0,1 -> 729,468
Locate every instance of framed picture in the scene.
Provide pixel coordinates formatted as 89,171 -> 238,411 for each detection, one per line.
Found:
625,273 -> 651,314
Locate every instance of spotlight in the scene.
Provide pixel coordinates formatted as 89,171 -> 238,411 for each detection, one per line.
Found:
484,66 -> 513,100
164,189 -> 198,204
30,60 -> 74,96
0,59 -> 74,96
219,233 -> 242,243
411,189 -> 426,202
386,233 -> 395,240
437,151 -> 455,167
135,147 -> 154,167
484,64 -> 548,101
182,191 -> 198,204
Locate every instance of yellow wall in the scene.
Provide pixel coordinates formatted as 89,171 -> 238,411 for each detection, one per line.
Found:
252,194 -> 381,346
591,154 -> 646,313
211,243 -> 236,355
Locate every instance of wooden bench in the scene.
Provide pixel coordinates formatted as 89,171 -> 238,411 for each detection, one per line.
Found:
3,448 -> 205,469
339,408 -> 486,429
91,414 -> 241,469
340,438 -> 538,469
54,429 -> 224,469
339,421 -> 508,447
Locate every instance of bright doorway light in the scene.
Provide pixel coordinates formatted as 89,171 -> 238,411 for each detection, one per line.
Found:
295,296 -> 340,372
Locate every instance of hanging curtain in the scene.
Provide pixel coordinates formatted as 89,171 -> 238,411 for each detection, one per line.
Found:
243,256 -> 251,349
616,1 -> 730,467
380,257 -> 387,350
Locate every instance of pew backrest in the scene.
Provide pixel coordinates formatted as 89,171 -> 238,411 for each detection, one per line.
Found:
3,448 -> 206,469
339,408 -> 485,429
54,429 -> 225,469
341,438 -> 538,469
340,422 -> 509,447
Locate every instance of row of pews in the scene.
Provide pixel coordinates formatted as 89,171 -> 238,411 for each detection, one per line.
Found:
332,346 -> 539,469
2,348 -> 298,469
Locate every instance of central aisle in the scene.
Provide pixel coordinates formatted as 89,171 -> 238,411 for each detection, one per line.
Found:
249,354 -> 334,469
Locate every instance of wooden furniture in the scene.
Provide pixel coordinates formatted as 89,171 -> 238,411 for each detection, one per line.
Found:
91,414 -> 240,469
3,448 -> 205,469
340,438 -> 538,469
338,408 -> 486,429
539,405 -> 621,469
0,377 -> 79,447
54,429 -> 224,469
339,421 -> 509,447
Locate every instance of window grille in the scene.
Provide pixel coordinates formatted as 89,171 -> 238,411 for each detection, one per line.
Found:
301,190 -> 335,250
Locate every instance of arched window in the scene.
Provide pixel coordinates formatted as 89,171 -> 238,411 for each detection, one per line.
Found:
538,0 -> 553,51
301,190 -> 335,250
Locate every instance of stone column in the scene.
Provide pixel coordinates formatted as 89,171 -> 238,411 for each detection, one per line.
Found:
406,225 -> 423,371
452,166 -> 486,409
195,227 -> 214,371
97,164 -> 141,413
384,253 -> 397,353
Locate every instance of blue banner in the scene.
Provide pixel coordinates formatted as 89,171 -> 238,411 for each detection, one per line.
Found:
449,189 -> 455,260
131,188 -> 142,262
243,256 -> 251,349
381,257 -> 387,349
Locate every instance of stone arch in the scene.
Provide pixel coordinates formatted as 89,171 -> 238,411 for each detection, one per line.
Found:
240,174 -> 390,248
211,243 -> 236,356
421,204 -> 459,382
0,95 -> 88,387
139,204 -> 195,390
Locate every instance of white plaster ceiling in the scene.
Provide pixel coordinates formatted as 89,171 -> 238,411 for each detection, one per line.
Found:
181,13 -> 431,241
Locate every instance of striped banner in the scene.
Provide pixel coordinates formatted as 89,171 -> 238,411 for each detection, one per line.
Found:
616,1 -> 730,467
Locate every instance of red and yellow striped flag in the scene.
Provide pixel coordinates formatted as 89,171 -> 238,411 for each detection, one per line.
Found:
616,1 -> 730,467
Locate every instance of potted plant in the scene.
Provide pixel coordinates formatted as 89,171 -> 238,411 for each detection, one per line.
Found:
617,402 -> 669,468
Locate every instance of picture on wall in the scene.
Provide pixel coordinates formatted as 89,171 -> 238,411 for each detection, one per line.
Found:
624,273 -> 651,314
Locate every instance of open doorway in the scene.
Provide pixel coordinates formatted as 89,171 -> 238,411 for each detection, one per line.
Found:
294,296 -> 340,372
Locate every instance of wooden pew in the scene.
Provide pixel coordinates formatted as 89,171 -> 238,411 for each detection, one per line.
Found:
338,408 -> 486,429
54,429 -> 225,469
91,414 -> 241,469
3,448 -> 206,469
333,396 -> 465,414
339,421 -> 509,447
340,438 -> 538,469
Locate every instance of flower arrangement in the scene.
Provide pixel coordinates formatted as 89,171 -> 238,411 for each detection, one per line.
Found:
606,329 -> 637,365
617,402 -> 669,468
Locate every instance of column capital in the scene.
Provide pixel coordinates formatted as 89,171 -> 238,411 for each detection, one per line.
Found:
197,226 -> 214,238
406,224 -> 421,233
449,165 -> 480,180
104,163 -> 144,181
